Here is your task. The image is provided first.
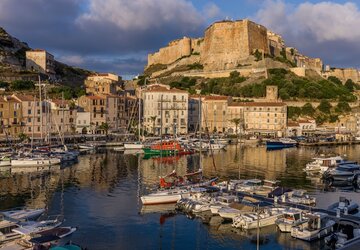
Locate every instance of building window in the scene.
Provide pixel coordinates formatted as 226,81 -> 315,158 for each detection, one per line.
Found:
28,118 -> 31,122
37,110 -> 40,115
28,109 -> 31,115
28,127 -> 31,132
14,111 -> 16,116
37,117 -> 40,122
37,127 -> 40,132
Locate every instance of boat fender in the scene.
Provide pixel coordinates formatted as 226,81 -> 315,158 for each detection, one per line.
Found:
344,207 -> 348,215
211,182 -> 216,186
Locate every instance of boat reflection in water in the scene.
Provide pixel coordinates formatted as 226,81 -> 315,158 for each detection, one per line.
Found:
0,145 -> 360,249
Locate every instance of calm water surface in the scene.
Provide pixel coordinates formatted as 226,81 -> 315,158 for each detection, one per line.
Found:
1,144 -> 360,249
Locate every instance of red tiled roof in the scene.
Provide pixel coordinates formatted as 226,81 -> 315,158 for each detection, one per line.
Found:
288,122 -> 299,127
51,99 -> 71,105
229,102 -> 286,107
203,95 -> 229,101
86,95 -> 105,100
144,86 -> 187,93
13,94 -> 34,102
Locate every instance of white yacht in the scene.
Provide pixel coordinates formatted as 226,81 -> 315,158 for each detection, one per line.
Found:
141,188 -> 190,205
281,189 -> 316,206
1,208 -> 45,221
291,212 -> 335,241
210,195 -> 238,214
124,142 -> 144,150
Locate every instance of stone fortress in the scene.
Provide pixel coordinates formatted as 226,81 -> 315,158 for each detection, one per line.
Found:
146,19 -> 359,83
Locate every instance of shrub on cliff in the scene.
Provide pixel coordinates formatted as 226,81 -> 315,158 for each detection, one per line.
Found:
318,100 -> 331,113
10,80 -> 35,90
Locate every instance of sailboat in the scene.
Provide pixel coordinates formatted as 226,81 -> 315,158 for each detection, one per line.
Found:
125,96 -> 144,150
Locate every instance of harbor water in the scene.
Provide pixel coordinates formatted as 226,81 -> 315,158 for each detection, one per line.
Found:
1,144 -> 360,249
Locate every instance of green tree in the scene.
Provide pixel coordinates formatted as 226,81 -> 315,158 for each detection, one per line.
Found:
11,80 -> 35,90
150,116 -> 157,135
301,103 -> 315,116
230,118 -> 243,143
336,101 -> 351,113
328,76 -> 342,85
287,106 -> 301,119
18,132 -> 29,142
253,49 -> 262,61
318,100 -> 331,113
344,79 -> 357,92
99,122 -> 110,136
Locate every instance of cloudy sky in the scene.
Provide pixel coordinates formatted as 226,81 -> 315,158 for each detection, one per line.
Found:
1,0 -> 359,79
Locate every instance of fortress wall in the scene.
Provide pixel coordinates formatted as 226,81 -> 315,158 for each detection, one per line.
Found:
323,68 -> 359,83
147,37 -> 192,66
247,21 -> 269,55
191,38 -> 204,54
201,21 -> 249,71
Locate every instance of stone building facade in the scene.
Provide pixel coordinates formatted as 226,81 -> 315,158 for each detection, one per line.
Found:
142,85 -> 188,135
25,49 -> 55,76
85,73 -> 121,95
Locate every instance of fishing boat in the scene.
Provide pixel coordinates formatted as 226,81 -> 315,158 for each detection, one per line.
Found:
304,156 -> 343,174
141,188 -> 190,205
232,207 -> 285,230
143,140 -> 183,156
266,138 -> 297,149
1,208 -> 45,221
291,212 -> 335,241
210,195 -> 238,214
218,207 -> 244,221
275,208 -> 306,233
328,197 -> 359,214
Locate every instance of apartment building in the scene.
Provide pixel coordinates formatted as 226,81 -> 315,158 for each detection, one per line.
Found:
49,99 -> 77,135
25,49 -> 55,77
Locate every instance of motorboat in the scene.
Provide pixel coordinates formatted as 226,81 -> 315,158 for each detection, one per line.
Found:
218,207 -> 243,221
28,227 -> 77,246
12,216 -> 63,236
0,156 -> 11,167
232,207 -> 285,230
143,140 -> 183,156
328,197 -> 359,214
281,189 -> 316,206
1,208 -> 45,221
266,138 -> 297,149
11,157 -> 61,167
210,195 -> 238,214
235,179 -> 263,193
124,142 -> 144,150
291,212 -> 335,241
275,208 -> 306,233
323,163 -> 360,183
141,188 -> 190,205
325,219 -> 360,249
304,156 -> 343,174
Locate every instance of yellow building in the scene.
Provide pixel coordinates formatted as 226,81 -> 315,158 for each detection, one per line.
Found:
143,85 -> 188,135
201,96 -> 230,133
227,102 -> 287,136
49,99 -> 77,135
25,49 -> 55,76
85,73 -> 121,95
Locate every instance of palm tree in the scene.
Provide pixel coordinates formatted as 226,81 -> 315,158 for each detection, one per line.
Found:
150,116 -> 157,135
230,118 -> 243,143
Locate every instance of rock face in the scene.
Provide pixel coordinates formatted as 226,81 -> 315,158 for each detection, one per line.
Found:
0,27 -> 30,71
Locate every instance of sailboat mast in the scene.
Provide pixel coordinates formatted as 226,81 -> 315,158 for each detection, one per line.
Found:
31,96 -> 35,150
62,92 -> 65,143
160,94 -> 163,158
138,95 -> 141,141
39,76 -> 43,142
199,95 -> 202,152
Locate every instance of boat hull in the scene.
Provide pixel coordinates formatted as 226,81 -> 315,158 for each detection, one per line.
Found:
143,148 -> 178,156
141,194 -> 182,205
266,141 -> 297,149
124,143 -> 143,150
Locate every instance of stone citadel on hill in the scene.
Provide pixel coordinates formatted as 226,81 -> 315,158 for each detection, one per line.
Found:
146,19 -> 359,83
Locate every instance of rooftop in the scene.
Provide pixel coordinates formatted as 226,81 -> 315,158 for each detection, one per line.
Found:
228,102 -> 286,107
12,94 -> 35,102
144,86 -> 187,93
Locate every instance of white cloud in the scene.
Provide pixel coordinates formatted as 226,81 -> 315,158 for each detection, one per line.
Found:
77,0 -> 203,31
203,2 -> 222,20
255,1 -> 360,67
59,55 -> 85,65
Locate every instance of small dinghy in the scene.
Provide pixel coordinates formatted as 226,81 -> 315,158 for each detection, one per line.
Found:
328,197 -> 359,214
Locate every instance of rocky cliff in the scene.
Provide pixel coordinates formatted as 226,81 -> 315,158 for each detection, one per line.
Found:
0,27 -> 92,86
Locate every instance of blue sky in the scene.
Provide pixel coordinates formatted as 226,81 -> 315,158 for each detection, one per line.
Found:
0,0 -> 359,79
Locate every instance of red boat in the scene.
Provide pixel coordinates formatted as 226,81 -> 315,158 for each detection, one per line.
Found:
159,169 -> 203,188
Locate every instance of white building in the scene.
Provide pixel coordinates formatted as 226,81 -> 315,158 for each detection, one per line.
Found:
142,85 -> 188,135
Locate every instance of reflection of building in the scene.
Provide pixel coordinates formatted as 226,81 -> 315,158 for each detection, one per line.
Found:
25,49 -> 55,77
143,85 -> 188,135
